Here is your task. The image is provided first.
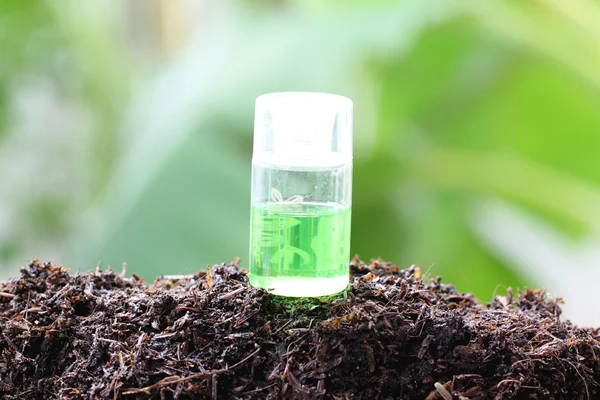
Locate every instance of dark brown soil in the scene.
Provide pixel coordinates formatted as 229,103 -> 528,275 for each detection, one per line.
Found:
0,258 -> 598,399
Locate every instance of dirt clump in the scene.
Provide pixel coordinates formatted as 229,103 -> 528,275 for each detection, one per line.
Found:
0,258 -> 598,399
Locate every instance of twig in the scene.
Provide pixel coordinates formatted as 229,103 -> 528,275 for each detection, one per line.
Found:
240,383 -> 277,395
2,333 -> 19,352
133,333 -> 147,368
206,265 -> 213,291
272,319 -> 293,335
161,274 -> 195,281
218,287 -> 246,301
122,348 -> 260,395
434,382 -> 452,400
19,307 -> 44,315
417,335 -> 433,359
212,375 -> 218,400
563,359 -> 590,400
119,262 -> 127,278
0,292 -> 15,299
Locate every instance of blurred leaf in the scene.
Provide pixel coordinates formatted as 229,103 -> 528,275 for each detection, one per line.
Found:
49,0 -> 133,198
0,1 -> 64,137
472,198 -> 600,326
420,149 -> 600,231
66,1 -> 472,275
474,0 -> 600,91
90,126 -> 251,277
353,17 -> 528,299
354,1 -> 600,303
24,197 -> 70,235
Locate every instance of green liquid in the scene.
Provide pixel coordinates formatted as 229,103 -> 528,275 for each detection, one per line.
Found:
249,202 -> 351,297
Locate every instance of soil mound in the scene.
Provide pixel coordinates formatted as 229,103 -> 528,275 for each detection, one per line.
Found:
0,259 -> 598,399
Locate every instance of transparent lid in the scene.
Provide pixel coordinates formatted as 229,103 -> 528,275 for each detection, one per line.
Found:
253,92 -> 353,167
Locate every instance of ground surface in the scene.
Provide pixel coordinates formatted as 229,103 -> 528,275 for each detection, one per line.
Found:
0,259 -> 598,399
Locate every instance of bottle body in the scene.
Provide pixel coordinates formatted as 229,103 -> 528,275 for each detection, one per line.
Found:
250,92 -> 353,297
249,160 -> 352,296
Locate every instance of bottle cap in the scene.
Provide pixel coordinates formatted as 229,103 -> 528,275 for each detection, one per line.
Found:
253,92 -> 353,167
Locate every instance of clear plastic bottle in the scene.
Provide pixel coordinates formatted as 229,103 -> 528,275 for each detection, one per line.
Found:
249,92 -> 353,297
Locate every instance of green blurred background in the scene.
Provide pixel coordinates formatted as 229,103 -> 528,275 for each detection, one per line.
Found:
1,0 -> 599,325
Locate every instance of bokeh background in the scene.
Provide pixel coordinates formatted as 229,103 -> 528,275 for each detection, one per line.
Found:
1,0 -> 599,325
